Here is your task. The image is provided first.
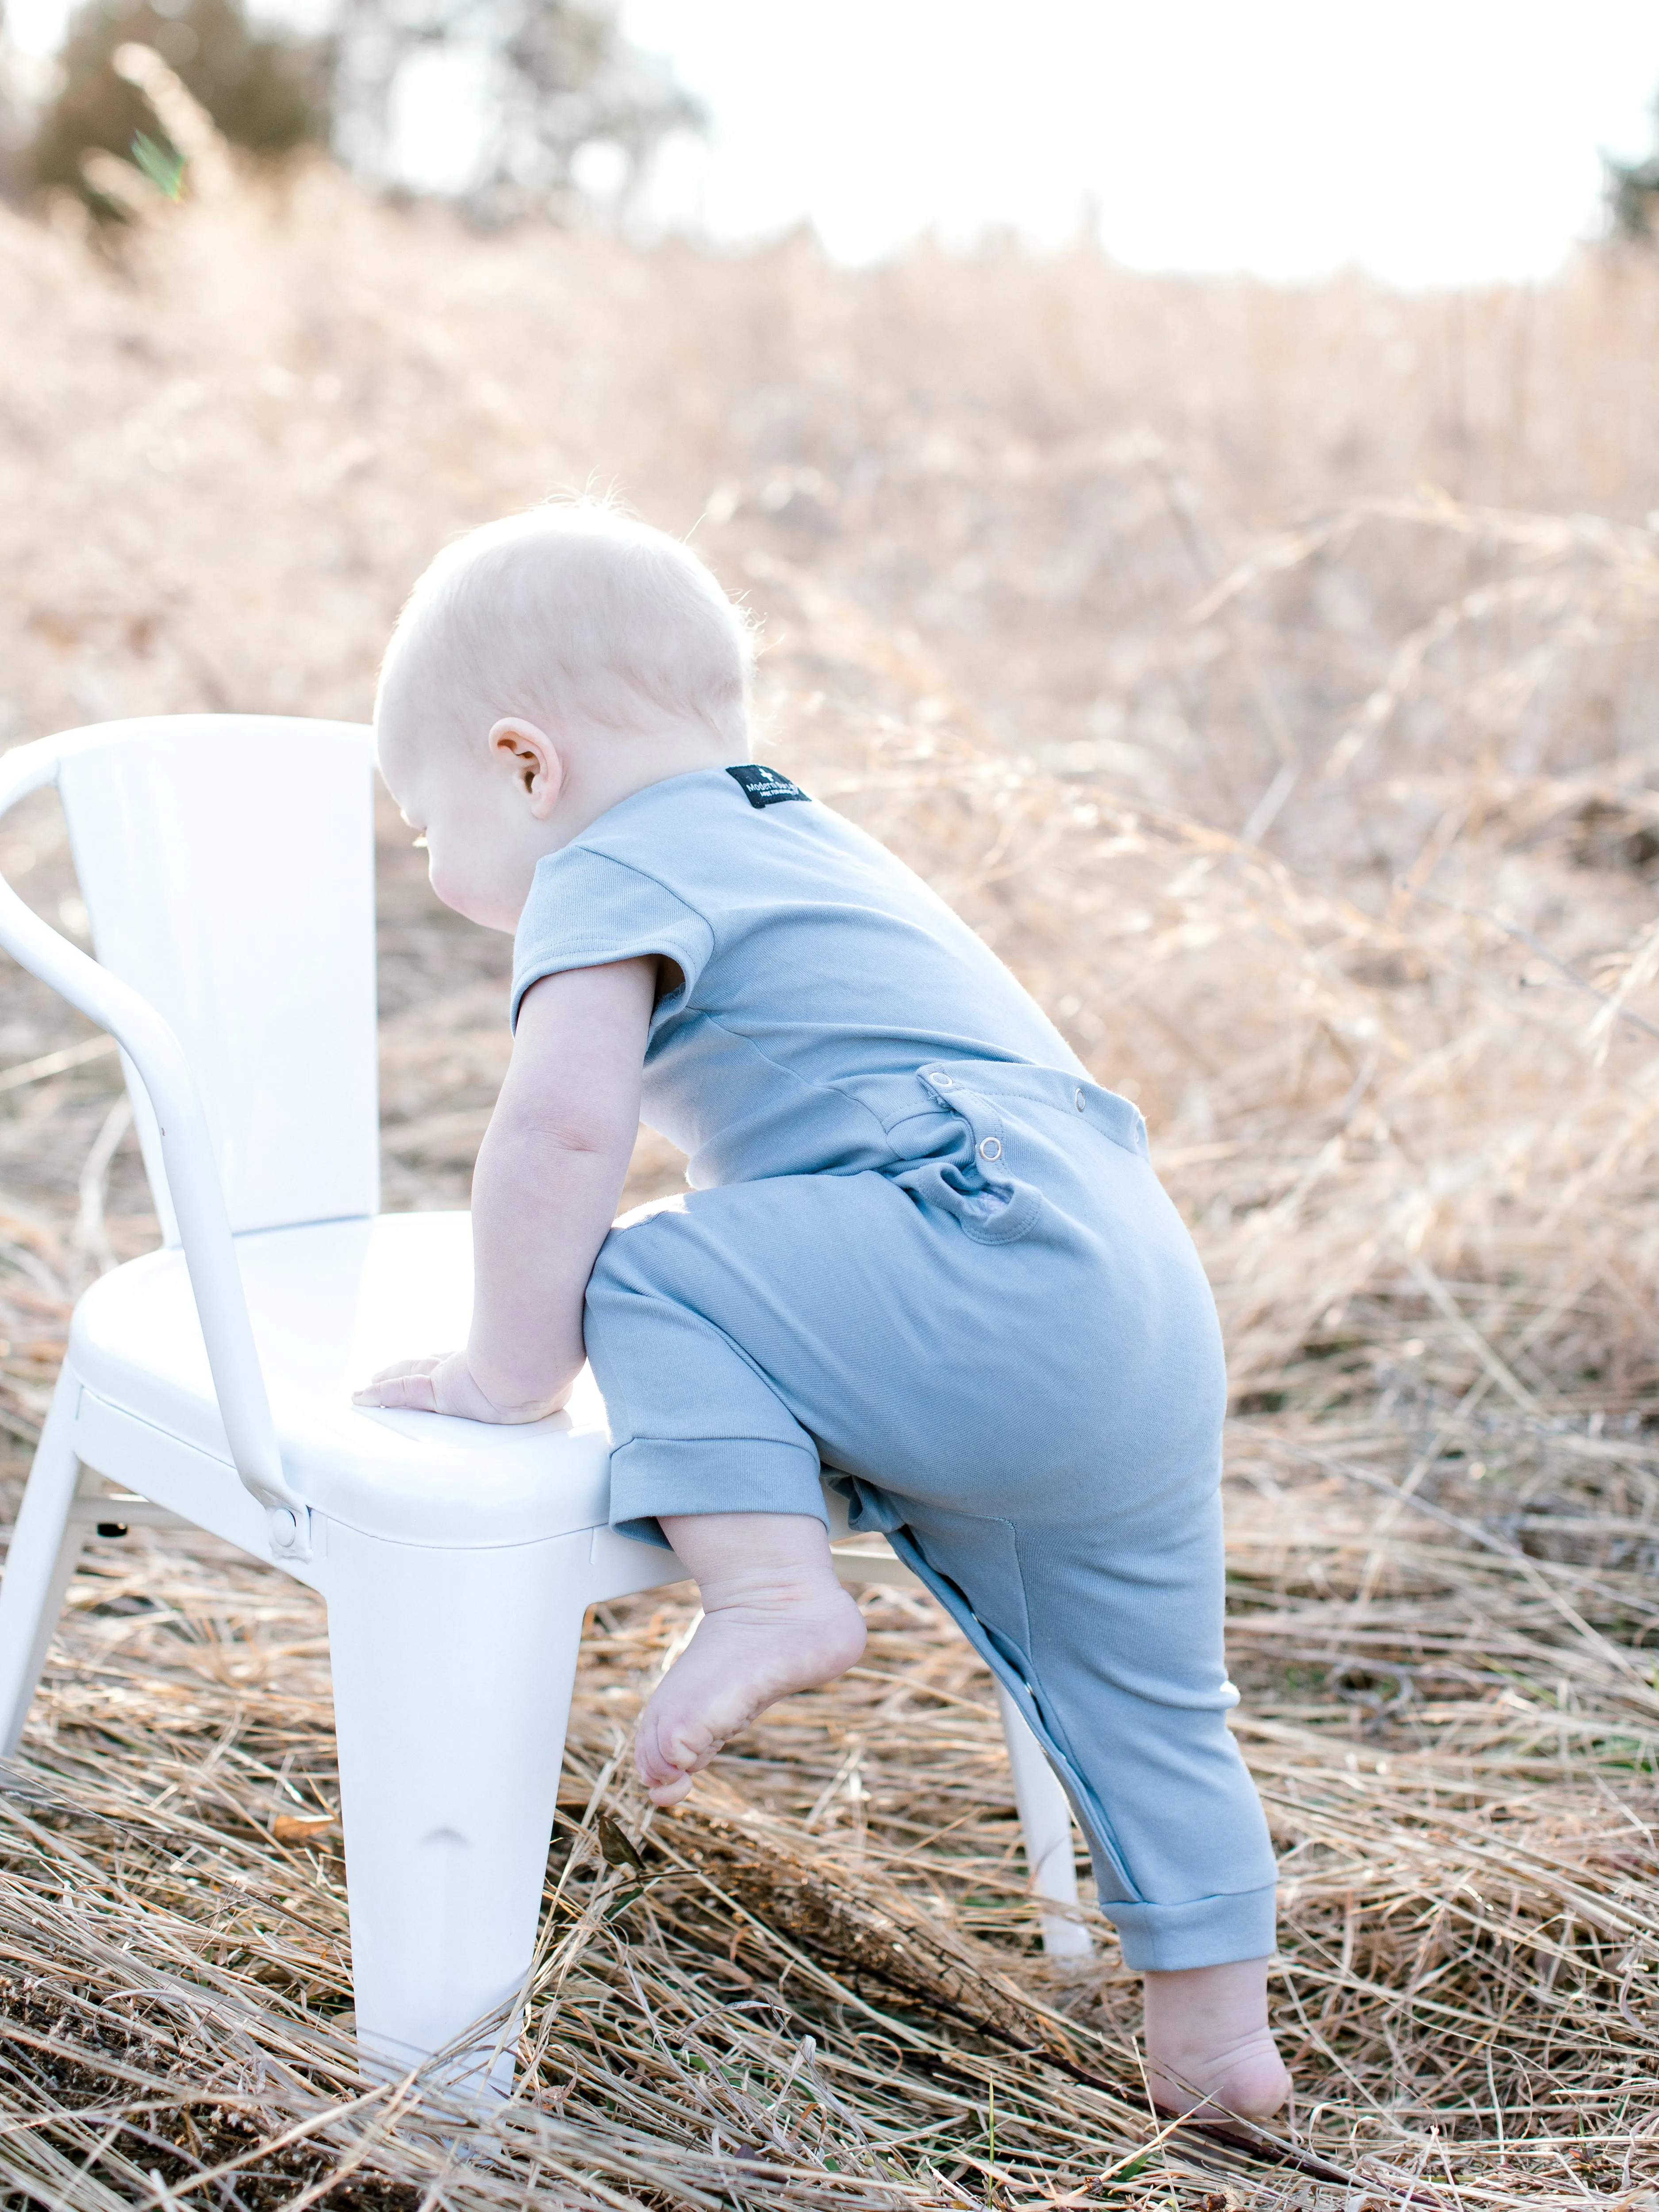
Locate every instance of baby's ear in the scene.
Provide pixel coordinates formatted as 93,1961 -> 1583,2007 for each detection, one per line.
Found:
490,718 -> 562,818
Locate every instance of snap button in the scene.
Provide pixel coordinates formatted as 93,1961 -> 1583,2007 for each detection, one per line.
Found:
934,1075 -> 953,1090
978,1136 -> 1002,1161
1074,1088 -> 1086,1111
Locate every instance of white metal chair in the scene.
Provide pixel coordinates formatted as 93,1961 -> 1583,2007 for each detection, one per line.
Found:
0,715 -> 1090,2095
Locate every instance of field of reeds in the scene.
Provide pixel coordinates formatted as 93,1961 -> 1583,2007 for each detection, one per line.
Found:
3,73 -> 1659,2211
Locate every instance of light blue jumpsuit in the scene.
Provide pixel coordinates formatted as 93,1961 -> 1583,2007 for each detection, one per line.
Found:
512,764 -> 1277,1971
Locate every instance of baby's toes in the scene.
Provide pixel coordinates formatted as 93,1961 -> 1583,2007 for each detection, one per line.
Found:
636,1705 -> 721,1793
634,1713 -> 695,1792
664,1713 -> 726,1780
641,1713 -> 721,1804
645,1768 -> 698,1808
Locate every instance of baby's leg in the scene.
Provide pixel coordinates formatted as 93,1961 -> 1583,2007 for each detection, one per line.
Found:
635,1511 -> 866,1805
586,1171 -> 1289,2114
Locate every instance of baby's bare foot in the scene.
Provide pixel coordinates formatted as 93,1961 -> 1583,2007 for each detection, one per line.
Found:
635,1580 -> 867,1805
1142,1958 -> 1291,2121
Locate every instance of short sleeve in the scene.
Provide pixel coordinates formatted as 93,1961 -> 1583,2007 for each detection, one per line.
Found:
510,848 -> 715,1029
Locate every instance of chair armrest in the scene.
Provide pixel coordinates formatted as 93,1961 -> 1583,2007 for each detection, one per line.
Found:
0,737 -> 312,1558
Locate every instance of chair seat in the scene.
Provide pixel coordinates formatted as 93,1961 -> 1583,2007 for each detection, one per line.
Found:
70,1212 -> 616,1548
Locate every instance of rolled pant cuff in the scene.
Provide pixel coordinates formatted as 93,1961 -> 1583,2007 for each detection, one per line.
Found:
1107,1882 -> 1278,1972
609,1437 -> 829,1548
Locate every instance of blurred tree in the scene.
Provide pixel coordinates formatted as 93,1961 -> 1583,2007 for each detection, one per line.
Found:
330,0 -> 703,210
29,0 -> 698,217
30,0 -> 328,206
1605,97 -> 1659,242
1,4 -> 45,200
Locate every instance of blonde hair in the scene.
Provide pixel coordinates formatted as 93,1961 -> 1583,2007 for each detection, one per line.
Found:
377,500 -> 754,749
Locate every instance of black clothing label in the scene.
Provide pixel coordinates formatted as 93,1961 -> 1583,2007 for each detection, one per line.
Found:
726,763 -> 810,809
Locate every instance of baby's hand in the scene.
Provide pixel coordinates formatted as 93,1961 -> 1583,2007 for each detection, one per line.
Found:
352,1351 -> 565,1424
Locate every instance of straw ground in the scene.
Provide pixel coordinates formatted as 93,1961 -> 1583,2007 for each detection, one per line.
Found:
1,77 -> 1659,2207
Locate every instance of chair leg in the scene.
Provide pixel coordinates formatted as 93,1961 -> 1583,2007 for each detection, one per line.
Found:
0,1372 -> 86,1758
322,1521 -> 595,2098
995,1682 -> 1094,1959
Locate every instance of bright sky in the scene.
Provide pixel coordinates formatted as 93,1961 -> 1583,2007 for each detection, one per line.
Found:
7,0 -> 1658,285
620,0 -> 1659,286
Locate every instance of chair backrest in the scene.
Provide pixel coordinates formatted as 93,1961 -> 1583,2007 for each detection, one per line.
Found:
58,716 -> 379,1245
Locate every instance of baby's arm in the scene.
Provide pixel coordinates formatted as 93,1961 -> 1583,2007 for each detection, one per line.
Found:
353,957 -> 657,1421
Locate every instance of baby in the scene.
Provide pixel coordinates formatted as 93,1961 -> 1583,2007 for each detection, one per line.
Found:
355,502 -> 1290,2123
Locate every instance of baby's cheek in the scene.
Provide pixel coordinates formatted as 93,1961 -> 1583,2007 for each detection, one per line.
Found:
426,849 -> 504,928
424,848 -> 469,915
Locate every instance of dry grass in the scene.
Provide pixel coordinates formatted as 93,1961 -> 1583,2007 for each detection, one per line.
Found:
1,105 -> 1659,2207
